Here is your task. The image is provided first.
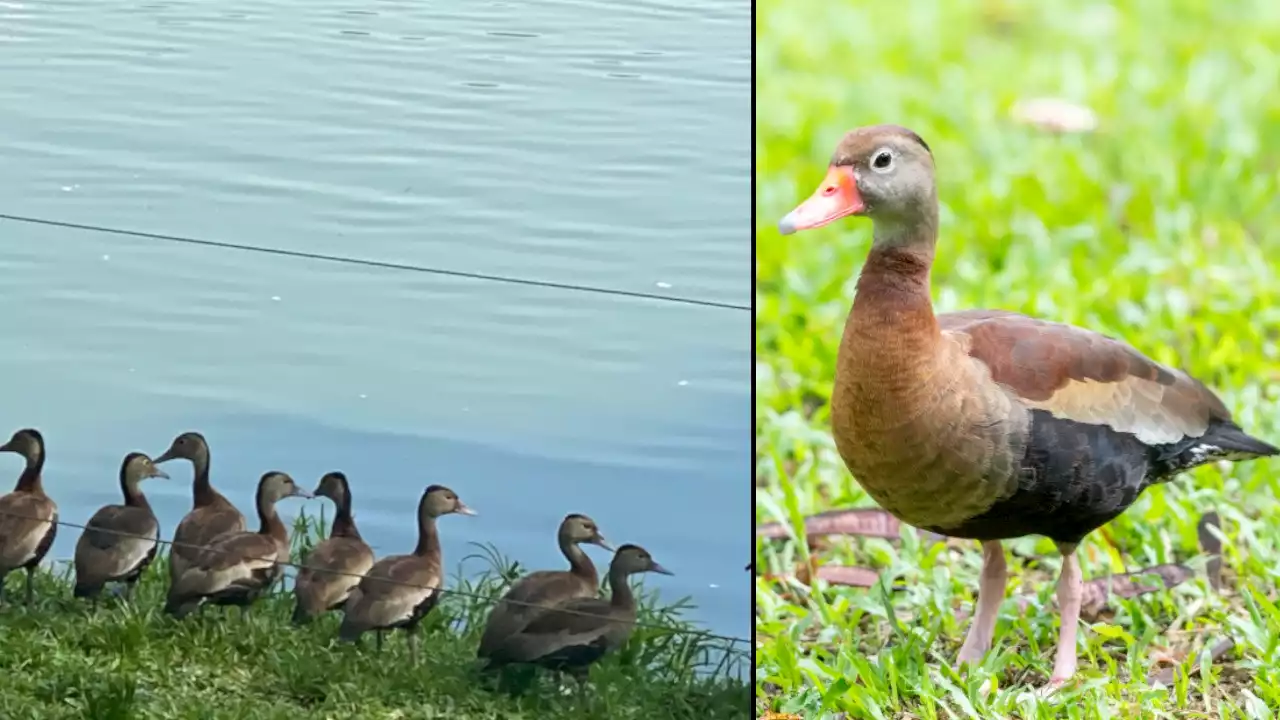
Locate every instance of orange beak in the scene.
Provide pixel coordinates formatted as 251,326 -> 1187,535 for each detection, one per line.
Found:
777,165 -> 864,235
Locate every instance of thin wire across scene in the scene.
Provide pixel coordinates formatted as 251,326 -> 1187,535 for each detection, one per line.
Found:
0,509 -> 749,649
0,212 -> 748,655
0,213 -> 750,312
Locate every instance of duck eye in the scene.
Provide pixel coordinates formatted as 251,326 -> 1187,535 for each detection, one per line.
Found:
872,150 -> 893,171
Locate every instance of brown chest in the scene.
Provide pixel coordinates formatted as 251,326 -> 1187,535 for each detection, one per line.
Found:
830,347 -> 1027,529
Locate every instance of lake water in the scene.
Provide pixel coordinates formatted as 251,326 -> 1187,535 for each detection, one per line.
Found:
0,0 -> 749,645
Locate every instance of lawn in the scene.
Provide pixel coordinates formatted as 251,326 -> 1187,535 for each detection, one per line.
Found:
0,515 -> 747,719
754,1 -> 1280,718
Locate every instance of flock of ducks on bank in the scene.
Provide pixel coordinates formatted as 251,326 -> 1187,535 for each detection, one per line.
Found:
0,427 -> 673,676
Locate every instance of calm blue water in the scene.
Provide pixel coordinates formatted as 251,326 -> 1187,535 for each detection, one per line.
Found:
0,0 -> 749,643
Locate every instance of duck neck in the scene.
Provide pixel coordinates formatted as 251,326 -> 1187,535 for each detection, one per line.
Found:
190,446 -> 220,507
120,475 -> 151,512
257,492 -> 287,547
331,496 -> 361,540
414,513 -> 440,558
560,536 -> 598,585
849,239 -> 939,346
835,217 -> 944,432
14,444 -> 45,494
607,565 -> 636,610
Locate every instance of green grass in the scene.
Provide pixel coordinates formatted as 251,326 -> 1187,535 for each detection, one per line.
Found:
755,0 -> 1280,717
0,513 -> 747,719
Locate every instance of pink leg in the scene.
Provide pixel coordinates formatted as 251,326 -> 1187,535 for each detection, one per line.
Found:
1046,543 -> 1083,689
956,540 -> 1007,666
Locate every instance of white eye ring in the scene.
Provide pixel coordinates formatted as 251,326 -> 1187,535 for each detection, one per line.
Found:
870,147 -> 895,173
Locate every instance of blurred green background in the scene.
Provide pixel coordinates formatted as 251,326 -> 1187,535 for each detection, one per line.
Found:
756,0 -> 1280,716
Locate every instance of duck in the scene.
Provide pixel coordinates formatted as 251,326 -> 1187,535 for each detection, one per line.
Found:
291,471 -> 375,625
153,431 -> 247,583
776,124 -> 1280,689
476,513 -> 613,661
478,543 -> 672,677
73,452 -> 169,606
0,428 -> 58,606
164,470 -> 310,618
338,484 -> 476,662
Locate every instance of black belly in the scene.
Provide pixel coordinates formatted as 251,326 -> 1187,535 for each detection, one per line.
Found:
930,410 -> 1158,545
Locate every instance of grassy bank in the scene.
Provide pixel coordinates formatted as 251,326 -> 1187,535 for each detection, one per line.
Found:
756,0 -> 1280,717
0,514 -> 747,719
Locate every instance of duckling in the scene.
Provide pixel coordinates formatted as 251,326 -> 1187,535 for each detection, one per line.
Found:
153,431 -> 246,582
73,452 -> 169,606
291,471 -> 375,625
338,484 -> 475,662
164,471 -> 311,619
477,513 -> 613,661
0,428 -> 58,606
480,544 -> 672,676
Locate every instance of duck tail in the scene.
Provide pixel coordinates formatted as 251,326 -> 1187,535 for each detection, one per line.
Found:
336,617 -> 363,643
291,600 -> 312,626
164,595 -> 199,619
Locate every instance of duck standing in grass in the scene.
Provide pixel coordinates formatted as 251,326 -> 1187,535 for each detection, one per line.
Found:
479,544 -> 671,679
292,471 -> 374,624
153,431 -> 246,583
73,452 -> 168,606
476,513 -> 613,662
0,428 -> 58,606
776,124 -> 1279,688
338,484 -> 475,662
164,471 -> 310,619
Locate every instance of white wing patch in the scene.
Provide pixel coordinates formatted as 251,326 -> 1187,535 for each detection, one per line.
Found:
176,551 -> 278,597
105,528 -> 159,578
1019,377 -> 1208,446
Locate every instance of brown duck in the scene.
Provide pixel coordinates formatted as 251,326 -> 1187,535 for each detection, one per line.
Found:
778,124 -> 1279,688
164,471 -> 310,618
477,513 -> 613,661
479,544 -> 671,676
73,452 -> 169,606
153,431 -> 246,582
0,428 -> 58,606
291,471 -> 375,624
338,484 -> 475,662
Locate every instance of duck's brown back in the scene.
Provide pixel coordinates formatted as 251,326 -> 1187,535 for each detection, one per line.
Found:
0,491 -> 58,572
295,535 -> 375,615
169,499 -> 247,574
74,504 -> 160,587
478,569 -> 598,657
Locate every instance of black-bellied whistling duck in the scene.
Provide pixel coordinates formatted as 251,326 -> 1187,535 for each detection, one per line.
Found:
777,124 -> 1279,689
479,544 -> 672,677
476,513 -> 614,661
0,428 -> 58,606
338,484 -> 476,663
153,431 -> 247,583
291,471 -> 375,624
73,452 -> 169,606
164,471 -> 311,618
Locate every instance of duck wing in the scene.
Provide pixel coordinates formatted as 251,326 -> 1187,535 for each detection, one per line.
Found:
342,554 -> 440,632
0,492 -> 57,572
74,505 -> 159,584
295,536 -> 374,613
945,311 -> 1274,455
479,570 -> 595,655
170,532 -> 280,599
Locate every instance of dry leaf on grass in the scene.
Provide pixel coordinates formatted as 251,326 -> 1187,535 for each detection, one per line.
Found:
1010,97 -> 1098,133
1079,564 -> 1194,618
1147,637 -> 1235,687
757,508 -> 904,540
